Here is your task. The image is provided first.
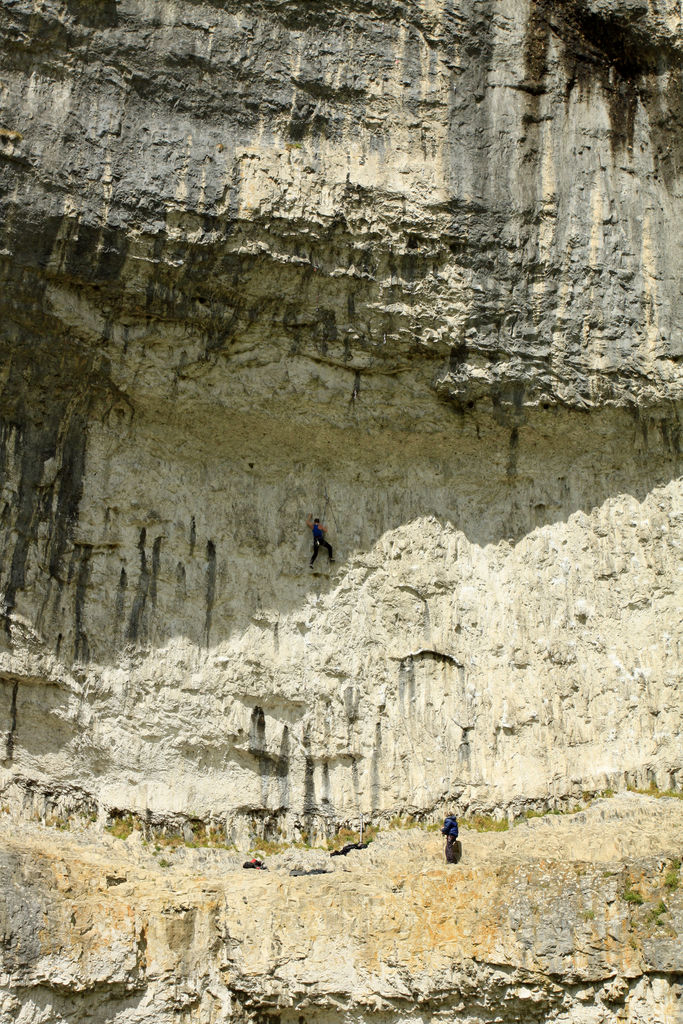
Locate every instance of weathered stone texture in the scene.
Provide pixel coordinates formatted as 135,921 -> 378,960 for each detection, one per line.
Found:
0,797 -> 682,1024
0,4 -> 682,1021
0,0 -> 681,835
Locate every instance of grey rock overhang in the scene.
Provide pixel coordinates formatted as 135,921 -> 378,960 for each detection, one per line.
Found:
0,0 -> 680,416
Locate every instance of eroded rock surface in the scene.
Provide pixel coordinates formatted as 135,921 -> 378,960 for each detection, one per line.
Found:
0,4 -> 682,1019
0,0 -> 681,837
1,797 -> 682,1024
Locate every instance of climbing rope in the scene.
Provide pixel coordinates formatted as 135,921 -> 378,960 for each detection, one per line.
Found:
315,486 -> 339,532
319,492 -> 330,526
322,492 -> 341,534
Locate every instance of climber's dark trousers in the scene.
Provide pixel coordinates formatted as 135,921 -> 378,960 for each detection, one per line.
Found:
445,835 -> 461,864
310,538 -> 333,565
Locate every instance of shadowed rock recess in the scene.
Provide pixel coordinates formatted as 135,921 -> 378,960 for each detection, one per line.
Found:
0,0 -> 681,1018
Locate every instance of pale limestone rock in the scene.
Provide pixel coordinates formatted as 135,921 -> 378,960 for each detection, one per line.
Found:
0,0 -> 681,842
0,797 -> 681,1024
0,0 -> 681,1014
1,479 -> 681,839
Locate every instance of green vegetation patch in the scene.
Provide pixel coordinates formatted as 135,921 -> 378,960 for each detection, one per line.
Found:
388,814 -> 419,830
325,823 -> 379,851
251,836 -> 291,855
647,900 -> 668,926
464,814 -> 509,833
627,783 -> 683,800
105,814 -> 138,840
664,859 -> 680,891
621,882 -> 644,905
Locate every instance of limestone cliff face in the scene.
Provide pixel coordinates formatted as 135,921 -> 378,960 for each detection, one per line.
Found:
1,797 -> 682,1024
0,0 -> 681,840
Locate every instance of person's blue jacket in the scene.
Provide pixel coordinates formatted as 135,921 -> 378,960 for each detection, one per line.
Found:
441,815 -> 459,838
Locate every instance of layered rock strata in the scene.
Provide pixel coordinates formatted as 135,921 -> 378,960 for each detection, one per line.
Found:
1,797 -> 682,1024
0,0 -> 681,837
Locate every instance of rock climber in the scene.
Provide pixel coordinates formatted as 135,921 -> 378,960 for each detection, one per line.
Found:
306,514 -> 334,569
441,813 -> 460,864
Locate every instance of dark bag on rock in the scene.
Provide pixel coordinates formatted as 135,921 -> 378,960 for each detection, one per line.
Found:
445,836 -> 462,864
330,841 -> 368,858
